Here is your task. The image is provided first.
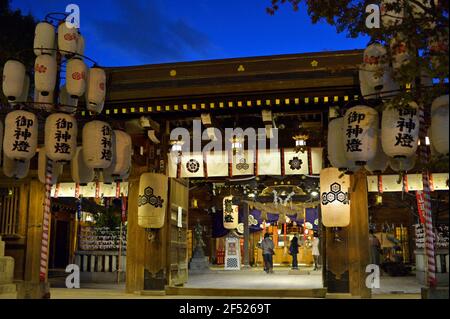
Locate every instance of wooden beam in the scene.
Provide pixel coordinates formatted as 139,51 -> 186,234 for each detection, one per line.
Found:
348,170 -> 371,298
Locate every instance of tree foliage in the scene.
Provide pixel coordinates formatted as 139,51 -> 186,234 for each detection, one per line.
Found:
267,0 -> 449,105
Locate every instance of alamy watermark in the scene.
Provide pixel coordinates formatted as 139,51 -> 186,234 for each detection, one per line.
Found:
65,4 -> 80,29
169,120 -> 279,164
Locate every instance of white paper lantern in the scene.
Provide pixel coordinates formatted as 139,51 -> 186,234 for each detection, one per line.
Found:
320,167 -> 351,227
82,120 -> 113,169
11,74 -> 30,106
365,136 -> 389,174
37,146 -> 63,184
344,105 -> 379,166
34,90 -> 54,111
45,113 -> 78,162
389,34 -> 412,71
104,130 -> 131,178
389,155 -> 416,172
223,196 -> 239,229
66,58 -> 87,98
380,68 -> 400,101
430,95 -> 449,155
57,23 -> 78,56
359,67 -> 381,99
327,117 -> 349,170
34,21 -> 55,56
3,110 -> 38,161
138,173 -> 168,229
2,60 -> 26,102
71,147 -> 94,185
34,54 -> 57,96
428,127 -> 438,158
76,33 -> 85,56
382,102 -> 420,158
0,121 -> 3,155
380,0 -> 404,27
58,85 -> 78,112
2,154 -> 30,179
364,43 -> 388,71
86,67 -> 106,112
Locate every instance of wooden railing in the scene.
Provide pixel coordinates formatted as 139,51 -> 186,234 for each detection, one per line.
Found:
75,251 -> 126,273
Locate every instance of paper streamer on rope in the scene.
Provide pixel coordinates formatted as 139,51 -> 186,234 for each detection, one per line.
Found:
74,183 -> 80,198
39,158 -> 53,282
419,105 -> 436,288
415,191 -> 426,224
378,175 -> 383,194
121,195 -> 127,223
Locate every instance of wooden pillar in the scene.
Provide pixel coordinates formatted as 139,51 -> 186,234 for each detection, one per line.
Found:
125,177 -> 146,293
325,226 -> 350,293
348,170 -> 371,298
242,201 -> 250,267
24,179 -> 46,283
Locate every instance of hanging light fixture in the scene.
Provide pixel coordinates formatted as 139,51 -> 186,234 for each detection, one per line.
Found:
293,124 -> 309,153
230,135 -> 243,155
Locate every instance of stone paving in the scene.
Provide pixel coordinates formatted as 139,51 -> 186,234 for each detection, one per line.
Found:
0,266 -> 425,299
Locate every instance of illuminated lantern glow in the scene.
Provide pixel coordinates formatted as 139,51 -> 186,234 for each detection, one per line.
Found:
66,58 -> 87,98
86,67 -> 106,112
223,196 -> 239,229
71,147 -> 94,185
380,0 -> 404,27
344,105 -> 379,166
327,117 -> 349,171
430,95 -> 449,155
320,167 -> 351,227
82,120 -> 113,169
44,113 -> 78,162
34,54 -> 57,96
2,60 -> 26,102
382,102 -> 420,158
34,21 -> 55,56
138,173 -> 168,229
3,110 -> 38,161
37,146 -> 63,184
57,23 -> 78,56
365,136 -> 389,174
2,154 -> 30,179
389,155 -> 416,172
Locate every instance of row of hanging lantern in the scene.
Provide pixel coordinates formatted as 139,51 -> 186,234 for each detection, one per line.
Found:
1,15 -> 130,185
2,20 -> 106,113
322,0 -> 449,229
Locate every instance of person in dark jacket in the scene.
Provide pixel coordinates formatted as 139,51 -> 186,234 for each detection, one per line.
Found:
260,233 -> 275,273
289,235 -> 299,270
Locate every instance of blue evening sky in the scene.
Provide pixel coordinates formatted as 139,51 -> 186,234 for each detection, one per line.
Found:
11,0 -> 369,67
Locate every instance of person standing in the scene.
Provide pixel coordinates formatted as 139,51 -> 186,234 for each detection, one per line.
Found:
312,232 -> 320,271
260,233 -> 275,273
289,235 -> 299,270
369,229 -> 381,266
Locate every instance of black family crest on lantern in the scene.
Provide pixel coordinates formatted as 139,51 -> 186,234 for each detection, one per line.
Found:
186,159 -> 200,173
321,182 -> 349,205
138,187 -> 164,208
236,158 -> 249,171
289,157 -> 303,170
223,199 -> 234,223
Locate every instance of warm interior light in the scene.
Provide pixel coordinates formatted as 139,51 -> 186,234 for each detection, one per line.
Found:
295,139 -> 307,147
310,190 -> 319,197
